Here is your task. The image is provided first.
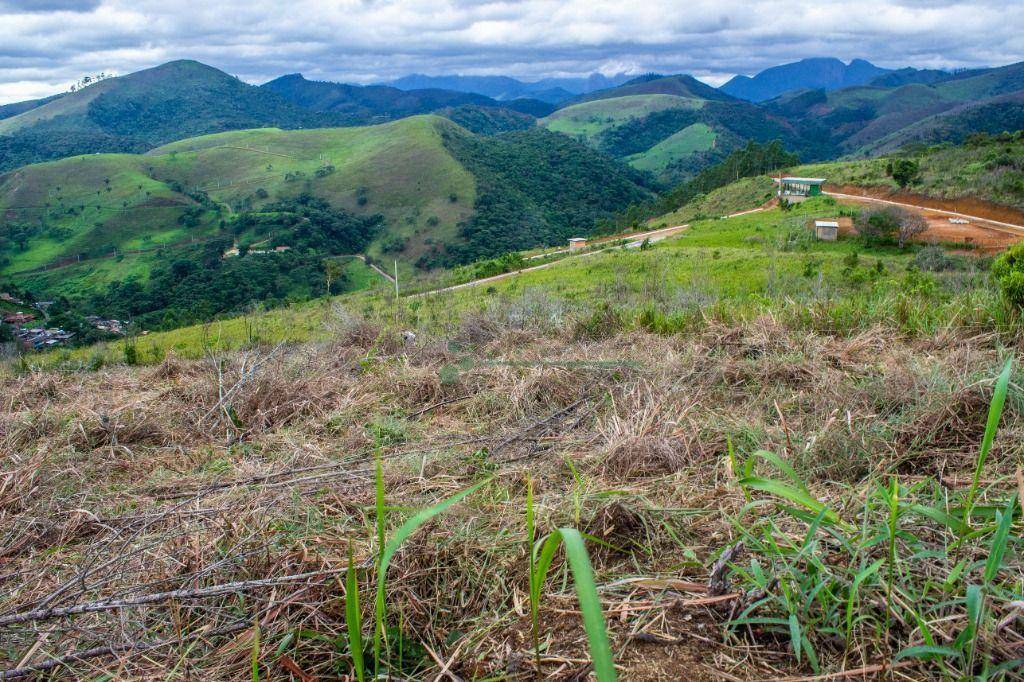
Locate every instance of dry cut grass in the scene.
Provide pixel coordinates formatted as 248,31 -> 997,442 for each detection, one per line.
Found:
0,303 -> 1021,680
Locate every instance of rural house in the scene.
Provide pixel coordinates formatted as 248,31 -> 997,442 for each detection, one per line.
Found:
568,238 -> 588,251
2,311 -> 35,325
776,176 -> 825,202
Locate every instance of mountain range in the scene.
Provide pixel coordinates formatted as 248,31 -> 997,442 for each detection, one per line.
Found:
721,58 -> 893,102
0,61 -> 554,172
384,72 -> 634,104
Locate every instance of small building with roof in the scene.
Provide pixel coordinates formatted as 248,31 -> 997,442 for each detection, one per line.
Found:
776,177 -> 826,202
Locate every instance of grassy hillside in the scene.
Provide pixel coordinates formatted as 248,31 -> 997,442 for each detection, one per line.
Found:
0,61 -> 337,172
1,115 -> 651,330
0,117 -> 474,281
541,78 -> 811,183
542,94 -> 704,142
4,182 -> 1021,682
790,130 -> 1024,210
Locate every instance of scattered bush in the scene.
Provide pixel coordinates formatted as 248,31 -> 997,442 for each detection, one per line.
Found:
855,206 -> 926,248
992,242 -> 1024,307
914,245 -> 962,272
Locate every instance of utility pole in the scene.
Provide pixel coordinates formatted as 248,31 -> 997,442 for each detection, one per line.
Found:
394,260 -> 399,298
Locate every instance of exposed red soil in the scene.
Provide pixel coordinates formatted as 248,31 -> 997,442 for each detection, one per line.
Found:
827,184 -> 1024,227
826,185 -> 1024,253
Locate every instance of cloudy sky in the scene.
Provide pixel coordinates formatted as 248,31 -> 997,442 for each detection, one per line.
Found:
1,0 -> 1023,104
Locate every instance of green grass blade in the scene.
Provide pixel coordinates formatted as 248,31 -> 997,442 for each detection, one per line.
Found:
373,440 -> 386,678
346,548 -> 365,682
752,450 -> 808,492
908,503 -> 967,535
531,532 -> 563,612
964,358 -> 1013,525
895,645 -> 961,661
788,613 -> 802,663
739,476 -> 840,525
250,617 -> 261,682
984,496 -> 1017,585
557,528 -> 617,682
845,558 -> 885,637
373,479 -> 487,675
525,476 -> 542,672
375,441 -> 386,565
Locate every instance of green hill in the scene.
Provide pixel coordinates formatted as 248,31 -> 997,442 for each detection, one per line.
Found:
0,115 -> 650,328
0,62 -> 551,173
540,76 -> 813,182
790,129 -> 1024,210
0,61 -> 337,172
767,61 -> 1024,157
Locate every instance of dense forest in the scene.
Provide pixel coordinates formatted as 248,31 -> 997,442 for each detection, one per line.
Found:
660,139 -> 800,211
430,127 -> 654,266
2,196 -> 384,335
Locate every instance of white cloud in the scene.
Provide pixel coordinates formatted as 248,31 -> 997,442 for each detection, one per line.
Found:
0,0 -> 1022,103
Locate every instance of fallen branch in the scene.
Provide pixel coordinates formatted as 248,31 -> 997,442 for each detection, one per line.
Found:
0,567 -> 356,627
0,622 -> 248,679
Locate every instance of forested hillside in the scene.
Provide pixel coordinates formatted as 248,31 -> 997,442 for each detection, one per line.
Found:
541,75 -> 815,183
0,116 -> 650,329
261,73 -> 554,121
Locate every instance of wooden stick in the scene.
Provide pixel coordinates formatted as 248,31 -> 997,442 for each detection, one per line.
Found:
0,567 -> 359,627
0,622 -> 248,680
771,659 -> 918,681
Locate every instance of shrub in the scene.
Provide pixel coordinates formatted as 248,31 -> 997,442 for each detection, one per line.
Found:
856,207 -> 925,248
914,245 -> 961,272
992,242 -> 1024,307
891,158 -> 920,188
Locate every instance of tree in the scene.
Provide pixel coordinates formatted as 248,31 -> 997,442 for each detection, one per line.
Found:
891,159 -> 920,189
992,242 -> 1024,308
323,258 -> 345,295
855,208 -> 901,245
856,207 -> 925,248
897,209 -> 927,248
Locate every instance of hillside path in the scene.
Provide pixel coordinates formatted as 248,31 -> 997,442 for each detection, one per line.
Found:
412,206 -> 766,298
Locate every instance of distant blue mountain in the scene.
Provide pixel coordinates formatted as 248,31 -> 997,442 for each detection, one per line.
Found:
384,73 -> 634,104
721,58 -> 891,102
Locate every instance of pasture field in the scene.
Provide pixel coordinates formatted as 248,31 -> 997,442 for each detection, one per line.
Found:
0,116 -> 477,290
625,123 -> 717,174
540,94 -> 705,142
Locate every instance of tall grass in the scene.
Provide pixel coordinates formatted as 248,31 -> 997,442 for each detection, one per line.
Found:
730,358 -> 1018,677
526,476 -> 617,681
339,439 -> 489,679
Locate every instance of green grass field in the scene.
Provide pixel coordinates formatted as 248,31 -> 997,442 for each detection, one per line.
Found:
625,123 -> 716,173
540,94 -> 704,142
33,193 -> 1006,369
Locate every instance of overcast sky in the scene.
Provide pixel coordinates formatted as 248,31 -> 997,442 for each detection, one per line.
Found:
1,0 -> 1023,104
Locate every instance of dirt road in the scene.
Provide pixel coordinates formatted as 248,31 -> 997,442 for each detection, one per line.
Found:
414,206 -> 768,298
825,190 -> 1024,252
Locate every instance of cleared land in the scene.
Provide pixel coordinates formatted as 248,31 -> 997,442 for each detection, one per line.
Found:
3,185 -> 1022,680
